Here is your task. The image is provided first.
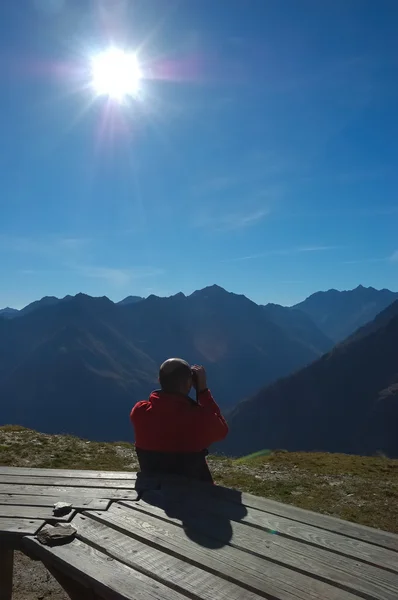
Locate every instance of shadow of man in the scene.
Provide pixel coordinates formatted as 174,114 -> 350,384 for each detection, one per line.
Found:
135,473 -> 248,549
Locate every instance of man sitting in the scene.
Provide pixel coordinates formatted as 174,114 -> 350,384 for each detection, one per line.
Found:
130,358 -> 228,482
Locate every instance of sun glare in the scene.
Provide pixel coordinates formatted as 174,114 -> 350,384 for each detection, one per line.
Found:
90,48 -> 142,101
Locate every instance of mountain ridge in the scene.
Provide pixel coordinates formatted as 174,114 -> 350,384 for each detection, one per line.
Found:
293,285 -> 398,341
222,299 -> 398,458
0,285 -> 329,440
2,284 -> 398,443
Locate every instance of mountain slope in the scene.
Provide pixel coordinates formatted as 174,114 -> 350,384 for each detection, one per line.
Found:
0,286 -> 326,440
294,285 -> 398,342
0,294 -> 158,440
222,300 -> 398,458
19,296 -> 60,317
263,304 -> 334,355
345,299 -> 398,343
0,307 -> 19,319
119,285 -> 327,408
117,296 -> 144,306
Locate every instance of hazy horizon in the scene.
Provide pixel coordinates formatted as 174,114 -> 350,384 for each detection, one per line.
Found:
2,282 -> 398,312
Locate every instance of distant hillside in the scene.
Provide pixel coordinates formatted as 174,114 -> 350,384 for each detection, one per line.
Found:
117,296 -> 144,306
117,284 -> 327,409
263,303 -> 334,354
0,286 -> 325,440
294,285 -> 398,342
19,296 -> 60,316
2,284 -> 397,442
0,307 -> 19,318
346,299 -> 398,343
0,294 -> 158,441
222,300 -> 398,458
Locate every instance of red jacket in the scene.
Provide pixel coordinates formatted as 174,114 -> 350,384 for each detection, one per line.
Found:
130,389 -> 229,453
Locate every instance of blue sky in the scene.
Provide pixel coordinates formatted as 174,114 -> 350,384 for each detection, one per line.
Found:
1,0 -> 397,309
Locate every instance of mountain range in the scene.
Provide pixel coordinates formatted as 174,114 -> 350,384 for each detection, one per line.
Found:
222,299 -> 398,458
1,284 -> 397,452
0,285 -> 329,440
293,285 -> 398,342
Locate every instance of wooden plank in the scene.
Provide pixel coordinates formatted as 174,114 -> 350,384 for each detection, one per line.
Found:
0,505 -> 76,521
73,513 -> 262,600
0,467 -> 137,479
0,475 -> 137,489
222,487 -> 398,552
0,484 -> 138,501
159,479 -> 398,552
84,505 -> 363,600
122,496 -> 398,600
23,535 -> 191,600
0,518 -> 45,549
0,549 -> 13,600
0,495 -> 110,511
124,496 -> 398,574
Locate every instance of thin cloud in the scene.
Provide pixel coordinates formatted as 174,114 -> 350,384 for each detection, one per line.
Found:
228,209 -> 270,229
298,245 -> 341,252
18,269 -> 40,275
343,251 -> 398,265
77,266 -> 165,287
197,208 -> 270,232
0,234 -> 89,255
390,251 -> 398,262
223,245 -> 340,262
285,206 -> 398,219
194,165 -> 287,198
0,234 -> 45,254
193,176 -> 238,195
343,258 -> 386,265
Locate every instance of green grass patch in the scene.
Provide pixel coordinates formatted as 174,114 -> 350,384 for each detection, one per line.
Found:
234,449 -> 273,463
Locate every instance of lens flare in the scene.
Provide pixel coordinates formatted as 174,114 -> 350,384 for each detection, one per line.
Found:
90,48 -> 142,101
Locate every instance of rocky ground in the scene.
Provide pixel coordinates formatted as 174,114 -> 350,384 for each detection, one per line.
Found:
12,553 -> 68,600
1,425 -> 397,599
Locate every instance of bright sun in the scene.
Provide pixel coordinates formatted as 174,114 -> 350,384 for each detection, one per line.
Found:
90,48 -> 142,101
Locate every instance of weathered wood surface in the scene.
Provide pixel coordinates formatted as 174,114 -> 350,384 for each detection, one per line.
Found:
0,494 -> 110,511
0,467 -> 129,554
0,475 -> 137,489
0,484 -> 138,500
0,548 -> 13,600
218,487 -> 398,552
77,510 -> 398,600
72,513 -> 262,600
125,490 -> 398,571
160,478 -> 398,551
0,518 -> 45,547
1,467 -> 398,600
0,467 -> 136,479
84,501 -> 398,600
0,504 -> 76,521
23,536 -> 190,600
117,495 -> 398,600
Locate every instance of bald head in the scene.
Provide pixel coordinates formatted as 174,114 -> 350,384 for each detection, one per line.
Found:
159,358 -> 192,394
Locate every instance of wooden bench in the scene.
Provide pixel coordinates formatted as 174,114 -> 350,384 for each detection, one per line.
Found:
1,466 -> 398,600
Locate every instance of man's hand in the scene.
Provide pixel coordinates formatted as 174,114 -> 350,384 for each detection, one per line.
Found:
191,365 -> 207,393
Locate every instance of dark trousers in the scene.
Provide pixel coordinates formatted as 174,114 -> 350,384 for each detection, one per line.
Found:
135,447 -> 213,483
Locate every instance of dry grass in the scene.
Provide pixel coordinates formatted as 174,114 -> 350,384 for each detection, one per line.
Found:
0,425 -> 138,471
1,426 -> 397,533
210,451 -> 398,533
